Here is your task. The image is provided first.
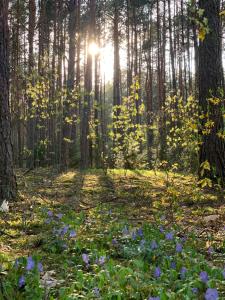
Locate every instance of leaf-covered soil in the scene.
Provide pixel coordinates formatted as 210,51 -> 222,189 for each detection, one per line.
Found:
0,168 -> 224,299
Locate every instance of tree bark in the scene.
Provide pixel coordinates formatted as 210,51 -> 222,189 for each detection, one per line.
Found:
27,0 -> 36,168
61,0 -> 76,170
199,0 -> 225,186
80,0 -> 95,169
0,0 -> 17,204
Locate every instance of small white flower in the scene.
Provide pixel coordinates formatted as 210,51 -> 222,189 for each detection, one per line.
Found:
0,200 -> 9,213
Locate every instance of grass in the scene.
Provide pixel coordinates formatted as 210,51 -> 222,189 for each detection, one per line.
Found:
0,168 -> 224,299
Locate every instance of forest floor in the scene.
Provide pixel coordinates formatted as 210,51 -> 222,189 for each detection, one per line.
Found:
0,168 -> 225,299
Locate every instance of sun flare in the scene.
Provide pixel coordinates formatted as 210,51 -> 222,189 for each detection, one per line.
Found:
88,42 -> 100,56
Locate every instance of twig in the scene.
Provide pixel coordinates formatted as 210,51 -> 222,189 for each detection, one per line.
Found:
0,230 -> 15,238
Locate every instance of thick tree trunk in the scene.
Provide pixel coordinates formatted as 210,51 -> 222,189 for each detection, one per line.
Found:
0,0 -> 17,204
199,0 -> 225,185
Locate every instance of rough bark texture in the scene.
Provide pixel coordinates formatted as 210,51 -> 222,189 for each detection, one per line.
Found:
199,0 -> 225,185
0,0 -> 17,204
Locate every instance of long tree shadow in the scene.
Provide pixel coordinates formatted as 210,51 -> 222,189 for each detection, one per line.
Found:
98,170 -> 154,216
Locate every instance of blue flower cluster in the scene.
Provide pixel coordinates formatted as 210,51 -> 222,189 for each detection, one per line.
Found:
45,209 -> 77,251
15,256 -> 43,289
118,224 -> 224,300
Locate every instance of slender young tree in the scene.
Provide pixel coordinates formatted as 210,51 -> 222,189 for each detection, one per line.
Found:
113,1 -> 121,110
27,0 -> 36,168
199,0 -> 225,185
0,0 -> 17,204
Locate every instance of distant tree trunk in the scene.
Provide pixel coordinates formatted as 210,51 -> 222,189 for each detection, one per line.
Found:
199,0 -> 225,185
168,0 -> 176,94
145,9 -> 154,167
61,0 -> 76,170
113,3 -> 121,110
126,0 -> 132,95
191,0 -> 199,95
0,0 -> 17,204
80,0 -> 95,169
94,36 -> 101,167
157,0 -> 167,161
27,0 -> 36,168
10,0 -> 23,168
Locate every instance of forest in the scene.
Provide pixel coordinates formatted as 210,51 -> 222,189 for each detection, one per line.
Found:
0,0 -> 225,299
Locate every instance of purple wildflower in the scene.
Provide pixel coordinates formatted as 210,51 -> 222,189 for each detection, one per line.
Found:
69,230 -> 76,238
93,287 -> 100,297
45,218 -> 51,224
137,228 -> 143,237
14,259 -> 20,269
159,225 -> 164,233
180,267 -> 187,279
82,253 -> 89,265
165,232 -> 174,240
170,261 -> 176,269
56,213 -> 63,219
154,267 -> 161,278
148,297 -> 160,300
208,247 -> 214,255
222,269 -> 225,279
132,231 -> 137,240
62,243 -> 68,250
18,275 -> 25,288
38,262 -> 43,273
192,288 -> 198,294
98,256 -> 106,266
47,211 -> 53,217
151,240 -> 158,250
200,271 -> 209,283
122,226 -> 129,235
176,243 -> 183,253
61,225 -> 69,235
26,256 -> 35,271
181,236 -> 187,243
205,288 -> 218,300
112,238 -> 118,245
140,239 -> 146,248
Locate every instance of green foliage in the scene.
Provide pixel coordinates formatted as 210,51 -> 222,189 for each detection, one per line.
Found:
164,95 -> 199,171
188,4 -> 209,41
0,256 -> 44,299
109,79 -> 146,169
3,204 -> 225,299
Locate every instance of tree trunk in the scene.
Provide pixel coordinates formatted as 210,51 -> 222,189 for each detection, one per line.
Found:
80,0 -> 95,169
199,0 -> 225,186
113,3 -> 121,109
27,0 -> 36,168
0,0 -> 17,204
61,0 -> 76,170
